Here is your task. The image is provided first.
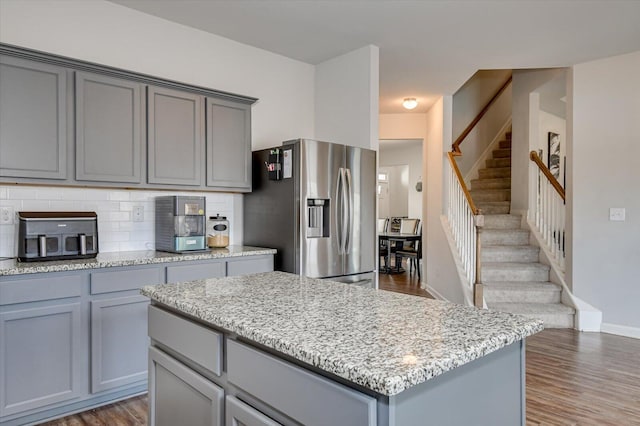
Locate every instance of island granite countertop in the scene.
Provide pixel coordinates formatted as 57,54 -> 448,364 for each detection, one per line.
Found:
0,245 -> 276,276
141,271 -> 543,396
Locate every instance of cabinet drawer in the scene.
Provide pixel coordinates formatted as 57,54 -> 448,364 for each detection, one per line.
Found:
0,274 -> 83,305
226,256 -> 273,277
225,395 -> 281,426
166,261 -> 225,283
149,347 -> 224,426
148,305 -> 222,376
90,266 -> 164,294
227,340 -> 377,426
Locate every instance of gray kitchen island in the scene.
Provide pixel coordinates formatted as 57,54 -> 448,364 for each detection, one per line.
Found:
141,271 -> 542,426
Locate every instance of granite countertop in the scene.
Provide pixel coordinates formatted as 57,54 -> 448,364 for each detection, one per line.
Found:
141,271 -> 543,396
0,246 -> 276,276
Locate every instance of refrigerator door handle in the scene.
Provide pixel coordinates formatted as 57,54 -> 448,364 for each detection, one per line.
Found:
335,167 -> 344,254
344,168 -> 353,254
340,167 -> 349,254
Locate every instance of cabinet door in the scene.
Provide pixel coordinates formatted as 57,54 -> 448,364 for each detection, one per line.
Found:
75,72 -> 143,183
206,98 -> 251,190
149,346 -> 224,426
148,86 -> 203,186
90,295 -> 149,393
0,55 -> 68,179
0,303 -> 82,416
225,395 -> 281,426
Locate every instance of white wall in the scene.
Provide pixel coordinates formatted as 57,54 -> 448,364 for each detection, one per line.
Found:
315,45 -> 380,150
0,0 -> 315,150
538,110 -> 567,187
424,97 -> 466,303
0,0 -> 318,256
511,68 -> 567,212
0,186 -> 240,257
378,165 -> 409,218
452,70 -> 512,177
379,114 -> 427,141
571,50 -> 640,332
379,141 -> 422,219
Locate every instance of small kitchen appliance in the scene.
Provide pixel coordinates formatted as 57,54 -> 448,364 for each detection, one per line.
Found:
155,196 -> 206,253
207,214 -> 230,248
17,211 -> 99,262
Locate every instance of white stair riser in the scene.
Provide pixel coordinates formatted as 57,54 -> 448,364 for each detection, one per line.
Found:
479,168 -> 511,178
482,267 -> 549,282
481,230 -> 529,245
482,247 -> 539,262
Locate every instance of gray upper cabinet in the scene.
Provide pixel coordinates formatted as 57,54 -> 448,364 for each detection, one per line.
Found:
148,87 -> 204,186
206,98 -> 251,191
0,56 -> 68,179
75,72 -> 143,183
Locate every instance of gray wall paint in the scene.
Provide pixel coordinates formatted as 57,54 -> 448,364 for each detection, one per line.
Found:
425,97 -> 468,304
511,68 -> 567,212
571,51 -> 640,330
452,70 -> 512,177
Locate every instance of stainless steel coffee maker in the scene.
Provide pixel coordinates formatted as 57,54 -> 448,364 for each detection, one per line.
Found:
155,196 -> 206,253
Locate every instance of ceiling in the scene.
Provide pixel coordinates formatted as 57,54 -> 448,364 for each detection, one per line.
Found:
110,1 -> 640,114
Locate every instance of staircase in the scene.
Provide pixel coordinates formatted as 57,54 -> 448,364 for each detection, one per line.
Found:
470,132 -> 575,328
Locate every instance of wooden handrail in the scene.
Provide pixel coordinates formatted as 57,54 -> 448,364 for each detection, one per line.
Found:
452,75 -> 512,154
530,151 -> 566,201
447,152 -> 480,215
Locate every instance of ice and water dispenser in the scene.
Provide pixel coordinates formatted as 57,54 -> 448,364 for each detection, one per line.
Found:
155,196 -> 206,253
307,198 -> 330,238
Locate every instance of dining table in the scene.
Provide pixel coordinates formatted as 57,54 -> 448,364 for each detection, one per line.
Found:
378,232 -> 421,274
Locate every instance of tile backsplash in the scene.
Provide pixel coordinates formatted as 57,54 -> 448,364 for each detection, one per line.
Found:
0,185 -> 243,258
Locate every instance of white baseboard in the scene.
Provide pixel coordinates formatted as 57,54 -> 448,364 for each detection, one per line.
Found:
601,323 -> 640,339
424,283 -> 447,301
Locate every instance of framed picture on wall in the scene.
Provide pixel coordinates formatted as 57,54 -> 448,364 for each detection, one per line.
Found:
548,132 -> 560,180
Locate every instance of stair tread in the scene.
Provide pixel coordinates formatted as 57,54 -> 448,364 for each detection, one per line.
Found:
479,167 -> 511,172
483,262 -> 550,270
483,281 -> 561,291
482,228 -> 528,234
471,177 -> 511,183
483,245 -> 539,251
477,201 -> 510,206
471,189 -> 510,194
488,302 -> 575,315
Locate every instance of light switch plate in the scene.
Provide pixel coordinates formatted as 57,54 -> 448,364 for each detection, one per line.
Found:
0,206 -> 14,225
609,207 -> 625,221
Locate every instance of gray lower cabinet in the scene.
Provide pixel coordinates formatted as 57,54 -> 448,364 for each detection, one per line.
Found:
0,302 -> 82,417
149,346 -> 224,426
0,55 -> 68,179
166,260 -> 226,283
90,295 -> 150,393
75,72 -> 143,183
206,97 -> 251,191
148,86 -> 204,186
226,395 -> 281,426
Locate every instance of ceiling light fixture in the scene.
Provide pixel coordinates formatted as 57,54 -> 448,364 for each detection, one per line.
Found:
402,98 -> 418,110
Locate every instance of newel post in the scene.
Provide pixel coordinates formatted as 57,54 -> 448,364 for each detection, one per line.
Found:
474,213 -> 485,308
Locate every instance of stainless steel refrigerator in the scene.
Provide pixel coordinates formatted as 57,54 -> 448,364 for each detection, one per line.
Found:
244,139 -> 376,288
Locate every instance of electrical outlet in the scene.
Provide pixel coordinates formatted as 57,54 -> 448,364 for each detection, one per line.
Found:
133,205 -> 144,222
609,207 -> 626,222
0,206 -> 14,225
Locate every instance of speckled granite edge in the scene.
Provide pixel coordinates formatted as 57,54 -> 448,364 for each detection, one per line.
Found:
141,272 -> 543,396
0,246 -> 276,276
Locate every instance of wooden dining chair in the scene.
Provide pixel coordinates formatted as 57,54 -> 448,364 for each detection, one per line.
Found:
396,233 -> 422,279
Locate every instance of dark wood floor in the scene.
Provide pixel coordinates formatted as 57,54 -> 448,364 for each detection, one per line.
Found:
40,269 -> 640,425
